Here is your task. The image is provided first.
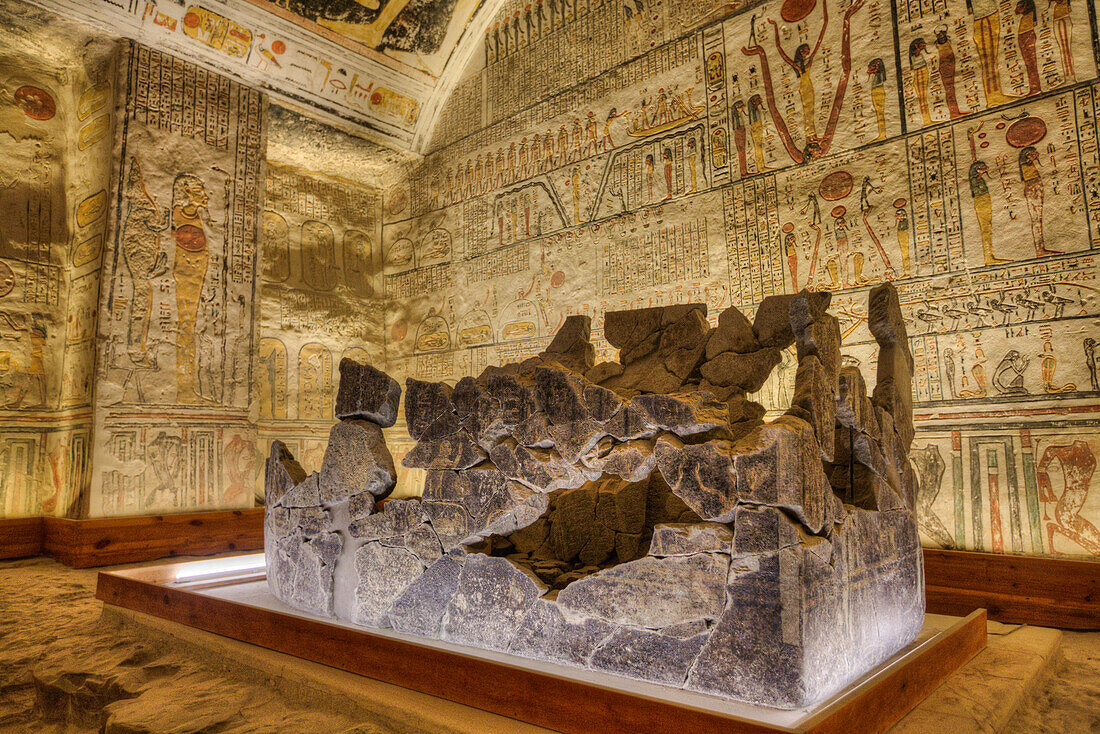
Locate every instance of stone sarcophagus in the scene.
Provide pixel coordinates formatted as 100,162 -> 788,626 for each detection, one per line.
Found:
264,283 -> 924,709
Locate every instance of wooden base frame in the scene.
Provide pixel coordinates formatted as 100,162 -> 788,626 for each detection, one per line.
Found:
97,558 -> 987,734
924,548 -> 1100,629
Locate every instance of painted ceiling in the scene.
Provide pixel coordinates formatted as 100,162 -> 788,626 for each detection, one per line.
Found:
24,0 -> 505,151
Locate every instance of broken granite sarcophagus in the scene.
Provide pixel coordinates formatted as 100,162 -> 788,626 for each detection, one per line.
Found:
264,283 -> 924,709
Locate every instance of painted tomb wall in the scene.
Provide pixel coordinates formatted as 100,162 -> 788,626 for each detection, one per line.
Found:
89,40 -> 266,517
0,8 -> 116,518
382,0 -> 1100,558
257,106 -> 390,485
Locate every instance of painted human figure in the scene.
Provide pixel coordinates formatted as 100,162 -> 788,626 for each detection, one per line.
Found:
170,173 -> 212,405
121,158 -> 169,366
662,147 -> 674,200
942,347 -> 958,397
782,224 -> 798,289
910,444 -> 955,548
1086,337 -> 1099,391
1037,440 -> 1100,554
1040,340 -> 1076,393
968,160 -> 1011,265
894,200 -> 912,277
934,28 -> 964,118
993,349 -> 1029,395
686,136 -> 700,192
769,9 -> 828,142
832,206 -> 850,287
909,38 -> 934,125
1019,146 -> 1061,256
958,347 -> 988,398
1049,0 -> 1075,81
603,108 -> 624,150
867,58 -> 888,140
585,111 -> 600,156
730,100 -> 749,177
1015,0 -> 1042,95
747,95 -> 772,171
967,0 -> 1009,105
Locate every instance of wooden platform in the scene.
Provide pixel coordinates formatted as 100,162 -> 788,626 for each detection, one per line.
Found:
924,548 -> 1100,630
96,556 -> 987,734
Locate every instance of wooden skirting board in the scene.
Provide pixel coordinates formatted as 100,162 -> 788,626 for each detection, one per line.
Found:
96,561 -> 988,734
923,548 -> 1100,629
1,509 -> 264,567
0,517 -> 45,559
42,508 -> 265,568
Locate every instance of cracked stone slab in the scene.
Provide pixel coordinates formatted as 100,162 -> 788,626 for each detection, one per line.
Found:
753,291 -> 830,349
788,354 -> 837,463
442,554 -> 547,652
630,391 -> 728,438
319,419 -> 396,502
590,627 -> 709,686
401,430 -> 487,470
353,541 -> 426,627
699,348 -> 782,393
387,551 -> 465,638
654,435 -> 739,523
794,313 -> 841,393
706,305 -> 760,359
404,379 -> 455,441
541,314 -> 595,373
349,499 -> 425,541
265,441 -> 306,507
509,599 -> 616,667
556,553 -> 728,628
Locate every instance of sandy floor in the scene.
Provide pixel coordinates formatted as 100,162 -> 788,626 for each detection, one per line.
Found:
0,557 -> 390,733
1,556 -> 1097,733
1004,630 -> 1100,733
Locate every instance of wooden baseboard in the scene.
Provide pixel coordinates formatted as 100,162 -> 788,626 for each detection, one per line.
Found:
0,517 -> 45,559
923,548 -> 1100,629
41,508 -> 264,568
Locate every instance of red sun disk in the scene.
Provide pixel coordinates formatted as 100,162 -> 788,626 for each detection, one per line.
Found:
1006,116 -> 1048,148
780,0 -> 817,23
14,86 -> 56,120
819,169 -> 854,201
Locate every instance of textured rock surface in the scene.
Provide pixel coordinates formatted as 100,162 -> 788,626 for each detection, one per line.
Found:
320,420 -> 396,501
334,359 -> 401,426
267,290 -> 925,709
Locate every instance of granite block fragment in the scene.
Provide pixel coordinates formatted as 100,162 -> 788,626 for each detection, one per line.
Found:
387,551 -> 465,638
590,627 -> 708,686
319,419 -> 396,502
442,554 -> 547,651
556,553 -> 727,628
335,359 -> 400,426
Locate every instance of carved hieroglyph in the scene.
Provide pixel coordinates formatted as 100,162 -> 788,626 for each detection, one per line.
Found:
266,284 -> 924,708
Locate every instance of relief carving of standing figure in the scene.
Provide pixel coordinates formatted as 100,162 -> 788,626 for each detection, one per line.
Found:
170,173 -> 213,404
